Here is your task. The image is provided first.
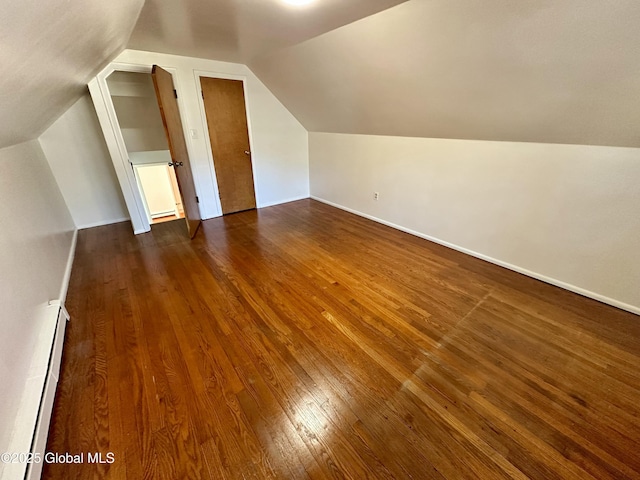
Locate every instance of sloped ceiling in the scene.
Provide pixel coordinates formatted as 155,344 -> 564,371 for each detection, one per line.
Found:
250,0 -> 640,147
128,0 -> 408,63
0,0 -> 145,148
4,0 -> 640,149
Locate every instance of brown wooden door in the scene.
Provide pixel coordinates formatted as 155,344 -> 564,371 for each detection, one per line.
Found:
200,77 -> 256,215
151,65 -> 201,238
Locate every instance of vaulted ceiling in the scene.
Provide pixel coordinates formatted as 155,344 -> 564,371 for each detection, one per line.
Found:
0,0 -> 145,148
128,0 -> 408,63
0,0 -> 405,149
3,0 -> 640,149
250,0 -> 640,147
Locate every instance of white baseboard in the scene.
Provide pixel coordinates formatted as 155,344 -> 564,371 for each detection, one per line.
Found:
150,210 -> 176,219
58,228 -> 78,305
77,216 -> 130,230
2,304 -> 68,480
311,196 -> 640,316
17,230 -> 78,478
258,195 -> 310,209
25,304 -> 68,480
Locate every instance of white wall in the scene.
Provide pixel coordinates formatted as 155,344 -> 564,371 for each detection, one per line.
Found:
0,140 -> 75,454
39,93 -> 129,229
114,49 -> 309,218
310,132 -> 640,313
107,71 -> 169,153
136,164 -> 178,217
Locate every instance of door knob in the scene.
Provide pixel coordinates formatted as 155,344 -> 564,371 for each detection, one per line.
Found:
244,150 -> 251,155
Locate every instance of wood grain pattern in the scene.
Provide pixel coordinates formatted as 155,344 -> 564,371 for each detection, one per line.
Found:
152,65 -> 201,238
200,77 -> 256,215
43,199 -> 640,479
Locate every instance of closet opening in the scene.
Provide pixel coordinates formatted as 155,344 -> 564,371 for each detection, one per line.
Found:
105,70 -> 185,227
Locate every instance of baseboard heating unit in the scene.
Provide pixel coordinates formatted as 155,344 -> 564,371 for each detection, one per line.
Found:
0,301 -> 69,480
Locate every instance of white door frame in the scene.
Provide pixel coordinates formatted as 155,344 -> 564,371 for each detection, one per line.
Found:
131,163 -> 152,224
88,62 -> 152,234
88,62 -> 188,234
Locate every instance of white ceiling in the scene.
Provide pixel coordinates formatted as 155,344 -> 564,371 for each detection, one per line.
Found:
250,0 -> 640,147
0,0 -> 145,148
128,0 -> 408,63
3,0 -> 640,149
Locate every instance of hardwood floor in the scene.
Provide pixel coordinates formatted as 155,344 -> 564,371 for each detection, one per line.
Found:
43,199 -> 640,479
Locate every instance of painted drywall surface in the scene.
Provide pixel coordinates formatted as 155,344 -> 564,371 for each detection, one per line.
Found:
0,140 -> 75,453
129,0 -> 407,63
39,93 -> 129,229
252,0 -> 640,148
114,50 -> 309,218
136,164 -> 178,217
0,0 -> 145,147
309,132 -> 640,311
111,96 -> 169,153
107,71 -> 169,153
129,150 -> 172,166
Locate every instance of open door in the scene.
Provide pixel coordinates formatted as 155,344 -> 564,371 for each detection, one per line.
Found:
151,65 -> 201,238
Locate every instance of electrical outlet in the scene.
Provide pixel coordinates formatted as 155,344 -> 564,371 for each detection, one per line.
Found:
374,192 -> 379,201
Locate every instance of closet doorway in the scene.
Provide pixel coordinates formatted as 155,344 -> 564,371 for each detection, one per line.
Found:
106,71 -> 185,226
95,66 -> 202,238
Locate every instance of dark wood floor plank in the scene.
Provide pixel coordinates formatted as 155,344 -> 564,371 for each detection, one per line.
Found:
43,199 -> 640,479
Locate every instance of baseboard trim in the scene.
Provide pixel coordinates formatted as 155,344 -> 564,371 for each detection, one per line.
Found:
258,195 -> 310,209
134,227 -> 151,235
2,303 -> 68,480
25,304 -> 69,480
310,196 -> 640,316
58,228 -> 78,305
77,216 -> 130,230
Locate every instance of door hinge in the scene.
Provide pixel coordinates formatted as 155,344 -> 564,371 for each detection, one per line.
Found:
196,196 -> 199,204
173,89 -> 178,98
201,90 -> 204,99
